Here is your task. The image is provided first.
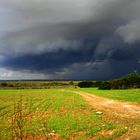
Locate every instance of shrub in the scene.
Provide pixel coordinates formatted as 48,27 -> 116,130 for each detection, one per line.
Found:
78,81 -> 94,88
1,82 -> 8,87
98,81 -> 111,90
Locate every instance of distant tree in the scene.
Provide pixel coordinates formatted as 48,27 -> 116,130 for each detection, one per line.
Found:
122,73 -> 140,82
69,81 -> 74,85
1,82 -> 8,87
78,81 -> 94,88
98,81 -> 111,90
94,81 -> 102,87
109,72 -> 140,89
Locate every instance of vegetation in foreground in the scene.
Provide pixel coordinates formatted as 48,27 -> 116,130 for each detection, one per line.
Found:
0,89 -> 127,140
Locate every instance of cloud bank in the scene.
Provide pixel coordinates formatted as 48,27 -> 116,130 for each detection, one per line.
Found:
0,0 -> 140,80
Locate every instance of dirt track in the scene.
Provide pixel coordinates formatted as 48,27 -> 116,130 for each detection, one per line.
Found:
77,91 -> 140,118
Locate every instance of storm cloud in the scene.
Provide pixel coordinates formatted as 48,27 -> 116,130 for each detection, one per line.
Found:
0,0 -> 140,80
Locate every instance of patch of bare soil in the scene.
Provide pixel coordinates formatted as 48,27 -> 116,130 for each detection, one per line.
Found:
75,91 -> 140,139
77,91 -> 140,118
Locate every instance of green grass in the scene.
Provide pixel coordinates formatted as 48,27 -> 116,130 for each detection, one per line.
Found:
0,89 -> 126,139
78,88 -> 140,103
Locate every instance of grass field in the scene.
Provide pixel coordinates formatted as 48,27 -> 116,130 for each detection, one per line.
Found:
0,89 -> 128,140
79,88 -> 140,103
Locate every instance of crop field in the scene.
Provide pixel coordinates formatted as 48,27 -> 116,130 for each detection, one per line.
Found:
79,88 -> 140,103
0,89 -> 129,140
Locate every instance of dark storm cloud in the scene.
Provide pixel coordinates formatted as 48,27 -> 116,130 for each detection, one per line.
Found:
0,0 -> 140,79
1,49 -> 94,72
94,37 -> 135,60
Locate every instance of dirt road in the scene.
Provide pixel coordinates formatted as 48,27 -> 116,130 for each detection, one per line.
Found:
77,91 -> 140,118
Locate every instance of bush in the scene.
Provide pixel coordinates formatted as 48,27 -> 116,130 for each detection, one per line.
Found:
1,82 -> 8,87
98,81 -> 111,90
78,81 -> 94,88
110,73 -> 140,89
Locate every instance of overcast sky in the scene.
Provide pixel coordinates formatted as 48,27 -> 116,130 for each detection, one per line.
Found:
0,0 -> 140,80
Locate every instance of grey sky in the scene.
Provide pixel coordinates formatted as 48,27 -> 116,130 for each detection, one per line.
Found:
0,0 -> 140,80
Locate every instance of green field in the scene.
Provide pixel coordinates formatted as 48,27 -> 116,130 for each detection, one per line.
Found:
0,89 -> 129,140
0,88 -> 140,139
79,88 -> 140,103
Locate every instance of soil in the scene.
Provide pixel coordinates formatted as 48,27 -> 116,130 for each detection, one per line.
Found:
76,91 -> 140,139
77,91 -> 140,118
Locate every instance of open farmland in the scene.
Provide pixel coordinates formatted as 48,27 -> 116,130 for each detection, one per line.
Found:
0,89 -> 140,140
0,89 -> 130,140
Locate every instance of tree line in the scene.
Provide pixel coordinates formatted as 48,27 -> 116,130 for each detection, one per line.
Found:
78,73 -> 140,89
